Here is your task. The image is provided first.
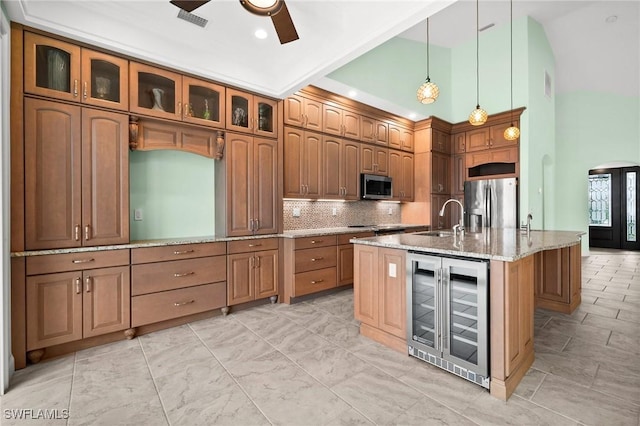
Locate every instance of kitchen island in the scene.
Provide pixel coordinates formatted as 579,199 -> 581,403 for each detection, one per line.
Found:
351,229 -> 583,401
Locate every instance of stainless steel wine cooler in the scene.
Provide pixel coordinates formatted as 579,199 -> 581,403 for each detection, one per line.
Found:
406,252 -> 490,388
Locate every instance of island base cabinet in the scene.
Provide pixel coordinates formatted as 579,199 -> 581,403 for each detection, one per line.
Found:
354,245 -> 406,352
489,255 -> 535,401
534,243 -> 582,314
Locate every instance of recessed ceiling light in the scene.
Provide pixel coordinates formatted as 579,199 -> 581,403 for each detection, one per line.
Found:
408,113 -> 417,119
254,29 -> 268,39
348,90 -> 357,98
605,15 -> 618,23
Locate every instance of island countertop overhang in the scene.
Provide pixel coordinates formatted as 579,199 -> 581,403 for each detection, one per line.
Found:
351,229 -> 584,262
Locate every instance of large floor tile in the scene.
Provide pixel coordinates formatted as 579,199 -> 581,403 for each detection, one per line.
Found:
75,338 -> 140,361
513,368 -> 546,400
562,334 -> 640,376
8,354 -> 75,390
143,338 -> 218,379
394,396 -> 477,425
322,408 -> 373,425
137,324 -> 200,354
608,330 -> 640,354
532,347 -> 599,387
289,342 -> 370,388
0,375 -> 72,426
306,312 -> 374,351
541,316 -> 611,346
352,341 -> 419,377
591,366 -> 640,406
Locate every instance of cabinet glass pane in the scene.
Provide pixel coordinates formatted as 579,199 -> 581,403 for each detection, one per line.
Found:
230,95 -> 249,128
35,46 -> 71,93
588,173 -> 612,226
188,85 -> 220,122
136,72 -> 176,113
258,101 -> 274,132
411,260 -> 437,349
91,59 -> 120,103
448,265 -> 479,366
627,171 -> 637,242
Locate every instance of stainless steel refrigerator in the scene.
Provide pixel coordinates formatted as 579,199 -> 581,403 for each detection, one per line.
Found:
464,178 -> 518,231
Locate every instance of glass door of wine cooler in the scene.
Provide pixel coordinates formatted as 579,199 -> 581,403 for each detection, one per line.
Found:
407,253 -> 441,356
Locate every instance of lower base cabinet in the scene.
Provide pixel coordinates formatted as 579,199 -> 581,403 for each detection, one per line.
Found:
227,238 -> 279,306
534,243 -> 581,313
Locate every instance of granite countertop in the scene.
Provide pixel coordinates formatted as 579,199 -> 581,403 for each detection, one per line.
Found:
280,224 -> 428,238
351,229 -> 585,261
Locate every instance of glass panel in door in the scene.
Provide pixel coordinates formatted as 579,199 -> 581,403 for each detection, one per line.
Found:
257,100 -> 274,133
36,45 -> 71,93
627,171 -> 637,242
410,257 -> 439,350
90,59 -> 121,103
588,173 -> 612,226
184,79 -> 224,127
230,95 -> 250,129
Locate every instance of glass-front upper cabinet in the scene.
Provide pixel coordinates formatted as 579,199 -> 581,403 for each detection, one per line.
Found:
226,88 -> 277,138
182,77 -> 225,128
24,33 -> 129,111
24,32 -> 81,102
130,62 -> 182,120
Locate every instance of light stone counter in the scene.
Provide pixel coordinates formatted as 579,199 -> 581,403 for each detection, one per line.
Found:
351,229 -> 584,261
281,224 -> 428,238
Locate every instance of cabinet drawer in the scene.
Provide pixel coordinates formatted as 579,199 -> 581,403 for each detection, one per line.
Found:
26,249 -> 130,276
132,256 -> 225,296
294,235 -> 337,250
293,267 -> 337,297
131,282 -> 226,327
131,242 -> 225,264
227,238 -> 278,254
337,232 -> 375,245
295,246 -> 337,273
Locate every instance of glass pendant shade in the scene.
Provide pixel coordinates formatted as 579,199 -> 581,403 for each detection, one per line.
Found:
417,78 -> 440,104
504,125 -> 520,140
469,105 -> 488,126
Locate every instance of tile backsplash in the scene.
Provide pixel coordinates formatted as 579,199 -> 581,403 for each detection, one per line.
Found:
283,200 -> 402,230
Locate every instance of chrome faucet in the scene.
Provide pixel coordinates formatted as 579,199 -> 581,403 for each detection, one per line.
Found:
521,213 -> 533,234
439,199 -> 465,238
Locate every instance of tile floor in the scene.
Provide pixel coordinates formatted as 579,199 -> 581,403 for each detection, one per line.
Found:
1,249 -> 639,425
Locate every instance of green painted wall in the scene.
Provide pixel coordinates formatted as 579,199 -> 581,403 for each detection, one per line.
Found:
129,150 -> 215,240
556,91 -> 640,253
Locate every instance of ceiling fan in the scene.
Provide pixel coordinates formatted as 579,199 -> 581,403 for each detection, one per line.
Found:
170,0 -> 299,44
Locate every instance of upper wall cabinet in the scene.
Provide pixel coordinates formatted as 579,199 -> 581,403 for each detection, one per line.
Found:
226,88 -> 278,138
323,104 -> 360,140
130,62 -> 225,128
389,124 -> 414,152
24,32 -> 129,111
284,94 -> 323,132
361,116 -> 388,146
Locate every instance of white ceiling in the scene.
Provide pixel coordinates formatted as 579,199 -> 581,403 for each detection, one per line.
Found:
3,0 -> 638,105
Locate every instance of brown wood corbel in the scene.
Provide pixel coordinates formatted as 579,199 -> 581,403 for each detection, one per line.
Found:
129,116 -> 139,150
214,130 -> 225,160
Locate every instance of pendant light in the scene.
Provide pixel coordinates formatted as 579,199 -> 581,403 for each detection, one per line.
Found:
504,0 -> 520,140
417,18 -> 439,104
469,0 -> 488,126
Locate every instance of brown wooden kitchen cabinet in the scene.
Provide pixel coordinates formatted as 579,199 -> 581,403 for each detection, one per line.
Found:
283,235 -> 338,303
284,127 -> 322,198
361,145 -> 388,176
431,129 -> 451,154
466,146 -> 518,169
226,88 -> 277,138
431,152 -> 451,194
534,243 -> 582,313
24,32 -> 129,111
388,150 -> 414,201
323,104 -> 360,140
389,123 -> 414,152
25,250 -> 130,356
453,132 -> 466,154
322,135 -> 360,200
361,116 -> 388,146
452,154 -> 466,195
466,121 -> 519,152
220,133 -> 277,236
24,98 -> 128,250
284,94 -> 323,132
337,232 -> 374,286
354,245 -> 406,351
227,238 -> 279,306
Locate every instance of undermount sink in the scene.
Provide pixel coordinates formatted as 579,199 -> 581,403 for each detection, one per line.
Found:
414,230 -> 454,237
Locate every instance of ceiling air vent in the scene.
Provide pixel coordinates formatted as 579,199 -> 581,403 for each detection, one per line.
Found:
177,9 -> 208,28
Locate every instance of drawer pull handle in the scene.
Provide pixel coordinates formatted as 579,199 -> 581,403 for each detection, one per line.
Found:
173,249 -> 195,255
310,240 -> 322,244
248,243 -> 262,247
72,258 -> 95,264
311,279 -> 324,284
174,272 -> 195,277
174,300 -> 195,307
311,257 -> 324,262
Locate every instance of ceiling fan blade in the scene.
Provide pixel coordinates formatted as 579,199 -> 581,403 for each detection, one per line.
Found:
170,0 -> 210,13
271,2 -> 299,44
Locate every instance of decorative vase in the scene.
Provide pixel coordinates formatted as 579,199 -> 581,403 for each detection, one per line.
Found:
47,50 -> 69,92
203,99 -> 211,120
95,76 -> 110,99
151,88 -> 165,111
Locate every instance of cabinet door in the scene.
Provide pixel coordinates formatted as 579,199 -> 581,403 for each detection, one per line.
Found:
388,124 -> 402,149
226,133 -> 253,236
342,140 -> 360,200
378,248 -> 406,339
284,95 -> 304,127
337,244 -> 354,286
226,88 -> 252,133
401,152 -> 414,201
227,253 -> 254,305
253,138 -> 278,235
130,62 -> 181,120
25,98 -> 82,250
401,128 -> 414,152
452,154 -> 466,195
322,136 -> 342,198
82,109 -> 129,246
182,76 -> 225,128
490,122 -> 519,148
305,131 -> 323,198
466,128 -> 491,152
431,130 -> 450,153
26,271 -> 83,350
343,110 -> 361,140
255,96 -> 278,138
81,48 -> 129,111
453,133 -> 466,154
375,147 -> 389,175
361,116 -> 376,144
284,127 -> 305,198
375,121 -> 388,146
535,248 -> 569,303
388,150 -> 402,200
255,250 -> 278,299
24,32 -> 81,102
432,152 -> 451,194
303,98 -> 323,132
360,145 -> 375,174
354,245 -> 378,326
83,266 -> 130,338
323,104 -> 343,136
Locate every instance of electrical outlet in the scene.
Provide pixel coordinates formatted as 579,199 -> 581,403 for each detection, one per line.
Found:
389,263 -> 397,278
332,207 -> 337,216
388,207 -> 393,215
292,208 -> 301,217
134,208 -> 143,221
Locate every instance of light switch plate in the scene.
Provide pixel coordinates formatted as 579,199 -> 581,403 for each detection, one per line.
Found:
389,263 -> 397,278
134,208 -> 143,221
332,207 -> 337,216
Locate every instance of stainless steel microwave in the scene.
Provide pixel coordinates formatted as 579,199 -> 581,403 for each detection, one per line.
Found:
361,174 -> 392,200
